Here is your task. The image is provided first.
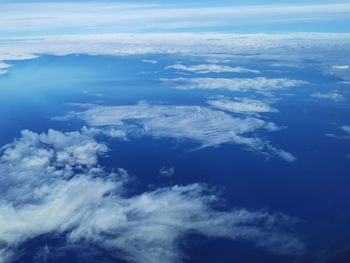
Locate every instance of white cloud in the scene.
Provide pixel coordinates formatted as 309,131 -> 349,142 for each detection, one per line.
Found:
342,126 -> 350,134
207,97 -> 277,115
0,62 -> 11,75
165,64 -> 260,74
326,125 -> 350,140
163,77 -> 307,92
142,59 -> 158,64
311,92 -> 345,102
0,129 -> 304,262
332,65 -> 350,69
1,2 -> 350,35
159,166 -> 175,178
58,102 -> 295,162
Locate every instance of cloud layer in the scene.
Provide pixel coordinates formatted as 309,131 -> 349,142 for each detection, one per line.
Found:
1,2 -> 350,35
0,128 -> 304,262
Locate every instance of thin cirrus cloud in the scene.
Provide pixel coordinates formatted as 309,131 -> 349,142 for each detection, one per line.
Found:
165,64 -> 261,74
163,77 -> 307,92
0,62 -> 11,75
326,125 -> 350,140
56,101 -> 296,162
0,128 -> 305,263
0,2 -> 350,35
207,97 -> 278,115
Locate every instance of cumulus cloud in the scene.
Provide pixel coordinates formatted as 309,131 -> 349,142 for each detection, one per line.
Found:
0,129 -> 304,262
163,77 -> 307,92
165,64 -> 260,74
311,92 -> 345,102
58,102 -> 295,162
207,97 -> 278,115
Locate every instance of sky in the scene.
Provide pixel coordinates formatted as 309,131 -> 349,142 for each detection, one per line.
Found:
1,1 -> 350,263
1,0 -> 350,36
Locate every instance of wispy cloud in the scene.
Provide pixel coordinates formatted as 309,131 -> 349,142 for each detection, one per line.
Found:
311,92 -> 345,102
163,77 -> 307,92
0,128 -> 304,262
0,62 -> 11,75
326,125 -> 350,140
57,102 -> 295,162
1,2 -> 350,35
207,97 -> 278,115
165,64 -> 260,74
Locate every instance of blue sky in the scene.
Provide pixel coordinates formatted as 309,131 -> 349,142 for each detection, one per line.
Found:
1,1 -> 350,36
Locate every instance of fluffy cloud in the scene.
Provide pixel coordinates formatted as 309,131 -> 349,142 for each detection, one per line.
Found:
165,64 -> 260,74
0,129 -> 304,262
311,92 -> 345,102
163,77 -> 307,92
207,97 -> 277,115
59,102 -> 295,162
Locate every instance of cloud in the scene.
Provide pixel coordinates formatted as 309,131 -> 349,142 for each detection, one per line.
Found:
142,59 -> 158,64
1,2 -> 350,35
326,125 -> 350,140
332,65 -> 350,69
0,33 -> 349,78
165,64 -> 260,74
0,62 -> 11,75
58,102 -> 295,162
311,92 -> 345,102
207,97 -> 277,115
159,166 -> 175,178
163,77 -> 307,92
0,129 -> 304,262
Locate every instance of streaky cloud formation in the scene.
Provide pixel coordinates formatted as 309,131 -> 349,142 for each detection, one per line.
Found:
332,65 -> 349,69
1,2 -> 350,35
326,125 -> 350,140
207,97 -> 277,115
165,64 -> 260,74
58,102 -> 295,162
0,129 -> 304,263
311,92 -> 345,102
0,62 -> 11,75
163,77 -> 307,92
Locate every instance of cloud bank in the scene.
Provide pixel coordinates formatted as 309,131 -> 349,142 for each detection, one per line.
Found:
0,128 -> 304,262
